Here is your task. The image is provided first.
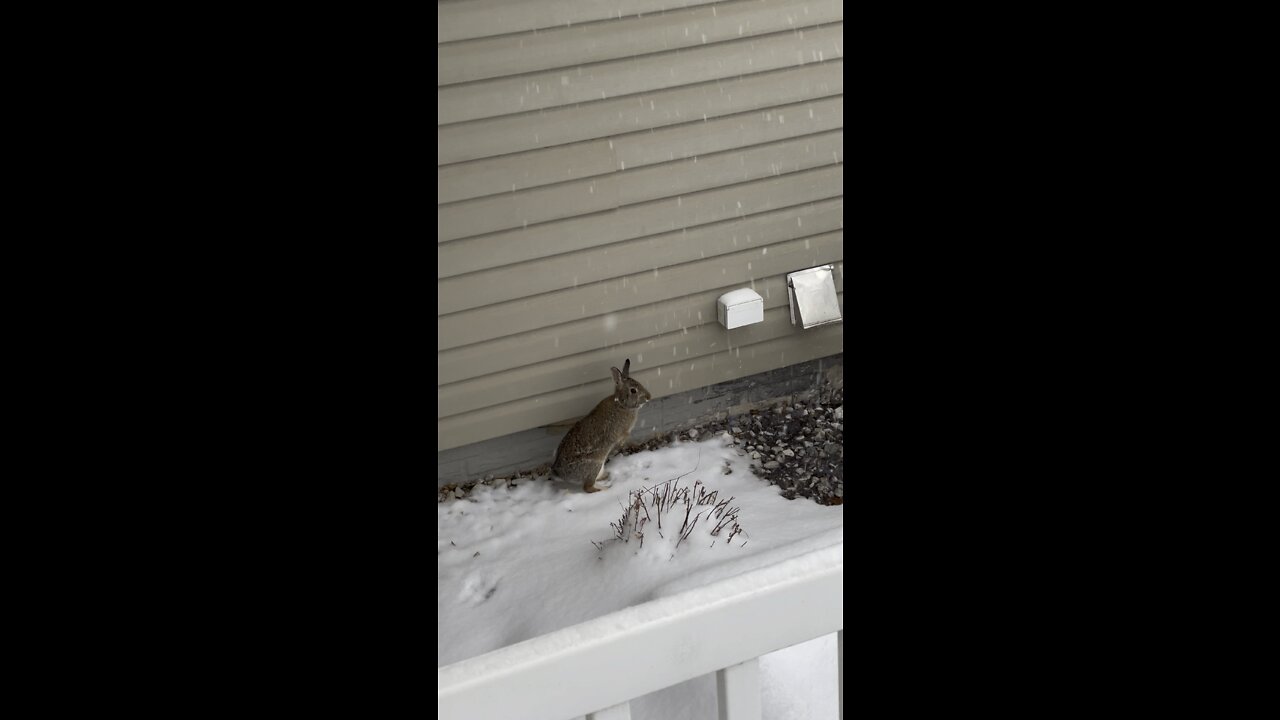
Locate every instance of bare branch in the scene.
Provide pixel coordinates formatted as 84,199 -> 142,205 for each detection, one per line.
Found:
591,451 -> 745,554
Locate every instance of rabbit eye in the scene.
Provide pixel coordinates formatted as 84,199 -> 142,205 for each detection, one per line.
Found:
630,388 -> 637,394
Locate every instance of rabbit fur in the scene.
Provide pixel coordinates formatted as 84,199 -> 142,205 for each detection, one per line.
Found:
551,358 -> 652,493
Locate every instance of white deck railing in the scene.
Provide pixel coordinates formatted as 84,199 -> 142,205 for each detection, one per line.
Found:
438,542 -> 843,720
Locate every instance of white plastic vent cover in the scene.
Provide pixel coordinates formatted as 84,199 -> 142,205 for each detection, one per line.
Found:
787,265 -> 842,328
717,288 -> 764,329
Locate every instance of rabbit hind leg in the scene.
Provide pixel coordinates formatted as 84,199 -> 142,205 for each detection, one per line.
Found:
584,465 -> 611,493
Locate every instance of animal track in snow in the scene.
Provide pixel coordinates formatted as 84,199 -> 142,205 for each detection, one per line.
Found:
459,572 -> 500,607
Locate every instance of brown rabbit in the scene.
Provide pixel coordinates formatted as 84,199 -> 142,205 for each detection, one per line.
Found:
551,359 -> 652,493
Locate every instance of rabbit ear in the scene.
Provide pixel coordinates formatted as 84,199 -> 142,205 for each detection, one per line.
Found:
623,359 -> 631,378
611,366 -> 623,385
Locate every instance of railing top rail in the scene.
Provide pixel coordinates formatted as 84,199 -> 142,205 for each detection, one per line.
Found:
439,540 -> 843,720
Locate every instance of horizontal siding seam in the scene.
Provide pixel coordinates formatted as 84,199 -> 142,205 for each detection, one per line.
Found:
437,137 -> 842,247
436,232 -> 843,348
437,0 -> 724,44
435,114 -> 844,208
435,202 -> 844,311
437,195 -> 843,287
434,56 -> 844,130
435,126 -> 844,211
435,12 -> 645,47
436,166 -> 843,254
436,92 -> 844,175
437,60 -> 844,166
437,20 -> 845,90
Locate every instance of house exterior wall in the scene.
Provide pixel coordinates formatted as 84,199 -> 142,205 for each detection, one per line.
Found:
438,0 -> 844,452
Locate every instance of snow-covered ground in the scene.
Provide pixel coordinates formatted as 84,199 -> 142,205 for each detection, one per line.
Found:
438,436 -> 844,720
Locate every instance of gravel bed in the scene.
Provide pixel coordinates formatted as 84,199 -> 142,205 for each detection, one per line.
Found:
440,387 -> 843,506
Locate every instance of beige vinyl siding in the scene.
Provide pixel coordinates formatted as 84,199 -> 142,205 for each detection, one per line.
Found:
437,0 -> 843,451
438,0 -> 844,85
438,130 -> 842,241
438,164 -> 842,279
438,24 -> 843,124
437,0 -> 726,43
437,61 -> 842,165
437,95 -> 843,205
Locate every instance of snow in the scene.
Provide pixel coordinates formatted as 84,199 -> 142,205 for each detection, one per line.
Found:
439,437 -> 843,719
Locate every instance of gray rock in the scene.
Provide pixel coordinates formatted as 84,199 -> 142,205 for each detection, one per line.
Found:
689,428 -> 699,438
783,449 -> 795,457
834,405 -> 843,420
763,460 -> 780,469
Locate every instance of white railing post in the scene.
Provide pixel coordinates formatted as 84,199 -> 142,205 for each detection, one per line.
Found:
838,629 -> 844,720
587,702 -> 631,720
716,658 -> 761,720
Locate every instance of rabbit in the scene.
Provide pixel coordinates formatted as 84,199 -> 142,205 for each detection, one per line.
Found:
551,358 -> 652,493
